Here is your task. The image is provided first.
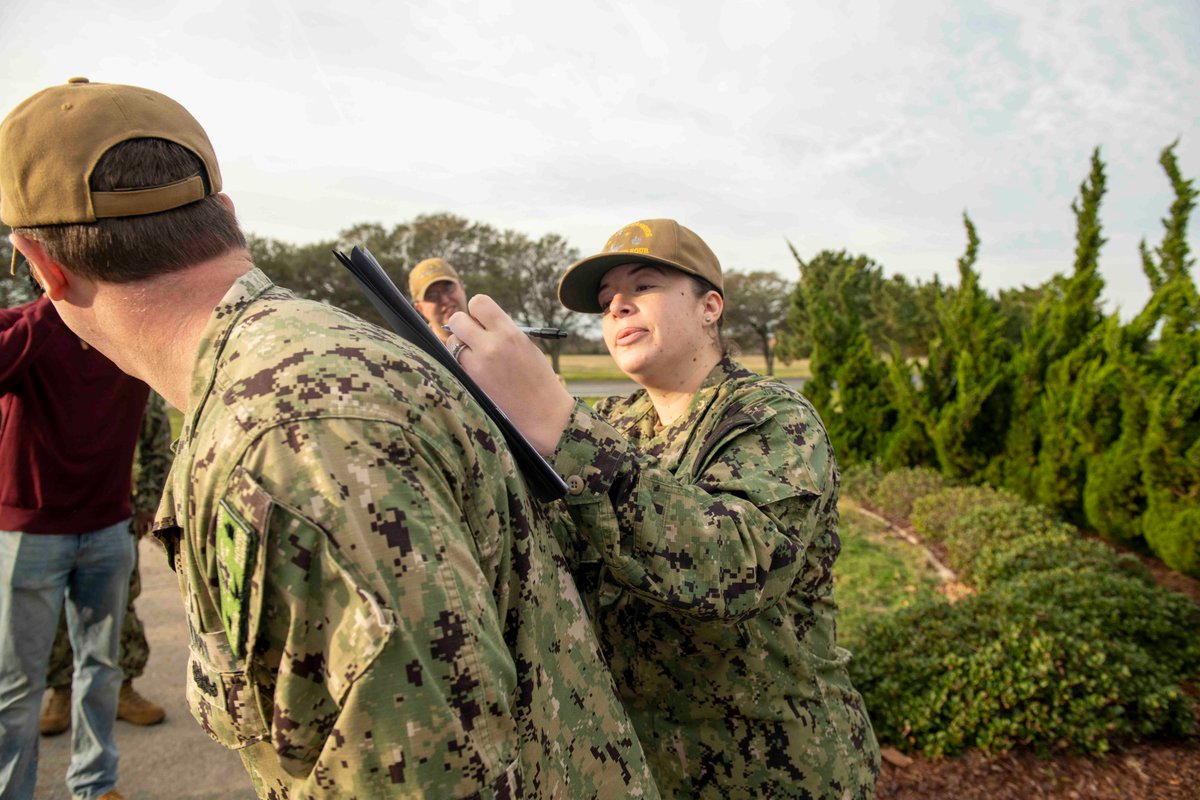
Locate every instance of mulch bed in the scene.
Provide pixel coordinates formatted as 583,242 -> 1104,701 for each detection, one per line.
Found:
876,738 -> 1200,800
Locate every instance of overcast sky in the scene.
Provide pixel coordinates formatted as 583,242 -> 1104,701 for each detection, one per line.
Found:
2,0 -> 1198,318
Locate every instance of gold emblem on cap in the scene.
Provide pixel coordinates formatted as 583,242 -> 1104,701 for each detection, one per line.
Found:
606,221 -> 655,253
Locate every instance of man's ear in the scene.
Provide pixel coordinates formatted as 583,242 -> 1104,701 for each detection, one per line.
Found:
216,192 -> 236,213
10,234 -> 68,301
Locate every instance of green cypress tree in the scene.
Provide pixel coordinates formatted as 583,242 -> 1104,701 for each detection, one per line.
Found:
780,249 -> 895,463
1075,174 -> 1192,549
923,215 -> 1012,482
1140,142 -> 1200,576
994,150 -> 1108,510
1031,154 -> 1110,520
1076,316 -> 1150,546
827,331 -> 897,465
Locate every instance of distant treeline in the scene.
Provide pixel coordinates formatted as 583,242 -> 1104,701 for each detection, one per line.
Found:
0,212 -> 839,373
784,144 -> 1198,578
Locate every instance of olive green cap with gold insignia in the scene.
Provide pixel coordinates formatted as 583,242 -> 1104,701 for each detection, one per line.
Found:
558,218 -> 723,313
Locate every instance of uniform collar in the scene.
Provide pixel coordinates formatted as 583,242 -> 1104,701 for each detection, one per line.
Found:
616,354 -> 747,456
179,268 -> 275,444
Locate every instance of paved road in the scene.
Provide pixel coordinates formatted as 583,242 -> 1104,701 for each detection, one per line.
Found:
35,537 -> 256,800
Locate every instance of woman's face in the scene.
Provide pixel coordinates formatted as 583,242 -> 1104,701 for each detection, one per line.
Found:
597,263 -> 719,388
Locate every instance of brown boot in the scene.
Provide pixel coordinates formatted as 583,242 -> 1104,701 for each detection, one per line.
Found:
40,686 -> 71,736
117,679 -> 165,726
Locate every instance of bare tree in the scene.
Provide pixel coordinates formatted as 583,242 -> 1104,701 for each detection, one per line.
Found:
722,271 -> 793,375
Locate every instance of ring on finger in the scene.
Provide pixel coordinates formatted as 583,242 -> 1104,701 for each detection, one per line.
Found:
450,341 -> 468,363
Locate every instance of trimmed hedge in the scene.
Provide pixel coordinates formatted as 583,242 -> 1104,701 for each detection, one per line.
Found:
841,461 -> 885,506
968,527 -> 1145,589
851,576 -> 1196,757
909,485 -> 1021,543
848,478 -> 1200,757
869,467 -> 948,523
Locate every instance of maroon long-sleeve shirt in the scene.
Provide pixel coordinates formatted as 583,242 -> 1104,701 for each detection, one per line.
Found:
0,296 -> 149,534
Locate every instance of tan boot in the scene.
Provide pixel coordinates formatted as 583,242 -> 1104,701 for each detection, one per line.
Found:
39,686 -> 70,736
117,680 -> 165,726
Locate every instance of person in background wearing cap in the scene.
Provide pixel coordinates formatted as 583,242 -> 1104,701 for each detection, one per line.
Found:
447,219 -> 881,799
0,281 -> 143,799
408,257 -> 467,343
40,390 -> 173,738
1,79 -> 658,799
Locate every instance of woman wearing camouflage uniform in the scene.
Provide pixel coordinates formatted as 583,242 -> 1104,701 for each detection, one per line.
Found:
448,219 -> 880,799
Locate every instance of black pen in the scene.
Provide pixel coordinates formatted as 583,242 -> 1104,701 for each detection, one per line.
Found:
443,325 -> 568,339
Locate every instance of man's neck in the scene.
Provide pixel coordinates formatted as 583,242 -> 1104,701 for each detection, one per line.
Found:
100,251 -> 255,411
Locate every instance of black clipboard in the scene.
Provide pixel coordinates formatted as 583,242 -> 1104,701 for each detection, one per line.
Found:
334,246 -> 568,502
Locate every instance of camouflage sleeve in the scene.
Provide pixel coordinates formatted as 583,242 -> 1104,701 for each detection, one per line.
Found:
552,394 -> 833,622
227,417 -> 521,798
132,391 -> 173,515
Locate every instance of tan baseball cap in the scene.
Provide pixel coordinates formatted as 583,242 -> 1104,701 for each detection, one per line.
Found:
558,218 -> 723,313
408,258 -> 462,301
0,78 -> 221,231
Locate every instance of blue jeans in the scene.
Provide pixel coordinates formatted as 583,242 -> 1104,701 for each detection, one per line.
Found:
0,521 -> 135,800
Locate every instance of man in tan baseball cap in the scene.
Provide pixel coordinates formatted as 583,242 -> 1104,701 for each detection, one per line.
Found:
2,79 -> 660,800
0,77 -> 226,800
1,77 -> 222,277
408,257 -> 467,343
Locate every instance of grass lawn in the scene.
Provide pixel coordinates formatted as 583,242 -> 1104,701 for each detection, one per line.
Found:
556,353 -> 810,383
834,498 -> 944,648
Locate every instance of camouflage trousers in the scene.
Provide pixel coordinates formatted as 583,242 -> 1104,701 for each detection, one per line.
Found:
46,533 -> 148,687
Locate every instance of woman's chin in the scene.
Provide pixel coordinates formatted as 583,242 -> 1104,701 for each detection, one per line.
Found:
612,351 -> 652,382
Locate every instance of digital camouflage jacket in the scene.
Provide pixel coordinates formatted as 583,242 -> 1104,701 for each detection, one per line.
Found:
133,391 -> 172,516
551,356 -> 880,799
154,269 -> 658,800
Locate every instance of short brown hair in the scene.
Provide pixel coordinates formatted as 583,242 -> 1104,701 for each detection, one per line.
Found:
16,138 -> 245,283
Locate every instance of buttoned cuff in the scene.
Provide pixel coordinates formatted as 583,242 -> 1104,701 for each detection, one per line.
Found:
551,399 -> 630,505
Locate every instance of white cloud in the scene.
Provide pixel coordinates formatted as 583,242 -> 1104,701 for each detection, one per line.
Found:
1,0 -> 1196,318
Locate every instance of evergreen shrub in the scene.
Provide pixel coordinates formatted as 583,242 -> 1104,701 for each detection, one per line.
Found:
852,569 -> 1198,757
855,476 -> 1200,757
869,467 -> 948,523
841,461 -> 884,504
942,504 -> 1063,578
968,528 -> 1145,589
909,485 -> 1021,543
1006,567 -> 1200,680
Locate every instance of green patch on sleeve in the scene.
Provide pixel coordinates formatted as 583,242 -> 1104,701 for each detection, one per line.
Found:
215,500 -> 258,661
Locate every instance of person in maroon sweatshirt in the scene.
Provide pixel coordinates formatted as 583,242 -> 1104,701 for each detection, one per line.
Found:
0,291 -> 144,800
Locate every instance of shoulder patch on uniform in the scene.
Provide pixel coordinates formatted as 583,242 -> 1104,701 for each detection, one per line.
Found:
215,499 -> 258,661
216,467 -> 273,662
